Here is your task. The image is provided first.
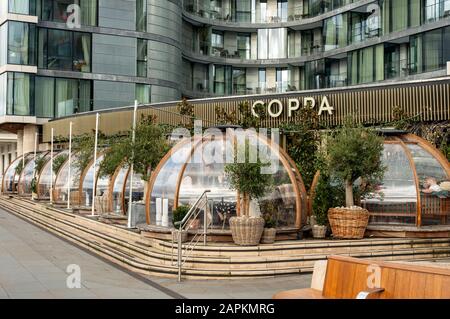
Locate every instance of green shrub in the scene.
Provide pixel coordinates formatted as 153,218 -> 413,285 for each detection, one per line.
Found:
312,173 -> 345,226
172,205 -> 191,228
53,154 -> 69,175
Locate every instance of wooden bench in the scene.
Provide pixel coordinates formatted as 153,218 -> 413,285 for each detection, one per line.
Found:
273,255 -> 450,299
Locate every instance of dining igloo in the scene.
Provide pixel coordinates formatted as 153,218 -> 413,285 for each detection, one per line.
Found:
2,153 -> 34,194
145,127 -> 308,233
110,165 -> 146,216
37,151 -> 69,200
18,152 -> 50,197
361,134 -> 450,228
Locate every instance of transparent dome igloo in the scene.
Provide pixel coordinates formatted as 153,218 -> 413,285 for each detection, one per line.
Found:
2,153 -> 34,194
145,128 -> 308,230
360,134 -> 450,227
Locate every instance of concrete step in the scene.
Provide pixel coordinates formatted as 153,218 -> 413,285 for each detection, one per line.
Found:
2,196 -> 449,279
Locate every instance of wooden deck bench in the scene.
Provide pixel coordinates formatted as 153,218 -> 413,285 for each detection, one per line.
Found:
273,255 -> 450,299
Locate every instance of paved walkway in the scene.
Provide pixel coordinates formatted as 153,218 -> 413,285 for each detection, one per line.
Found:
0,208 -> 311,299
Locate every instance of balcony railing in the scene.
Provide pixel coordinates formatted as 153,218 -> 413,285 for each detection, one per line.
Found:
184,3 -> 304,24
385,59 -> 415,79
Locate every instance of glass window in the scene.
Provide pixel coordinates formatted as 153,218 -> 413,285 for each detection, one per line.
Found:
424,0 -> 450,22
0,73 -> 7,116
348,44 -> 384,85
136,84 -> 151,104
55,78 -> 92,117
384,44 -> 400,79
0,24 -> 7,66
213,64 -> 231,95
7,72 -> 34,116
258,28 -> 287,59
260,0 -> 267,22
235,0 -> 252,22
8,21 -> 36,66
236,33 -> 250,60
258,68 -> 266,91
39,28 -> 91,72
232,68 -> 246,95
136,0 -> 147,31
8,0 -> 35,15
35,76 -> 54,118
423,28 -> 443,72
269,28 -> 287,59
382,0 -> 409,34
211,31 -> 224,56
137,39 -> 148,77
39,0 -> 97,26
277,0 -> 288,21
46,29 -> 72,70
257,29 -> 269,59
276,67 -> 288,92
323,14 -> 348,51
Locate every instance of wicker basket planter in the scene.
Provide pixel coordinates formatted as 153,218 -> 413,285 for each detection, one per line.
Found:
229,217 -> 265,246
312,225 -> 327,239
261,228 -> 277,244
328,207 -> 370,239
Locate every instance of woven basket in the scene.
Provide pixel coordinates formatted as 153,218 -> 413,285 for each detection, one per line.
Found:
328,207 -> 369,239
229,217 -> 265,246
261,228 -> 277,244
312,225 -> 327,239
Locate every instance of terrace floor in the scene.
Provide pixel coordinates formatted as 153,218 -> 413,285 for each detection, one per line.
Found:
0,207 -> 311,299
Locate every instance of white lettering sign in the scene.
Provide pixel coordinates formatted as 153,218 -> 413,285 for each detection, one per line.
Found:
252,96 -> 335,118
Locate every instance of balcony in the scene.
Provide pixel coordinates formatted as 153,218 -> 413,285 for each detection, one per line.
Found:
183,3 -> 303,24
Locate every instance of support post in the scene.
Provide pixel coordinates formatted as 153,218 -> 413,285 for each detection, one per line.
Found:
91,113 -> 99,216
50,128 -> 54,204
127,101 -> 138,228
67,122 -> 73,210
178,229 -> 182,282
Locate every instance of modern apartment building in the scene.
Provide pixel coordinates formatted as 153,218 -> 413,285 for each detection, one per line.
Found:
1,0 -> 450,161
181,0 -> 450,97
0,0 -> 182,163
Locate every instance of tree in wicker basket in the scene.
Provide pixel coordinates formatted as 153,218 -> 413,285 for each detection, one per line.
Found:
326,121 -> 385,239
225,139 -> 273,246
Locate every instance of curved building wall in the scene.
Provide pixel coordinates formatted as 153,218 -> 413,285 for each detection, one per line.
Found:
180,0 -> 450,98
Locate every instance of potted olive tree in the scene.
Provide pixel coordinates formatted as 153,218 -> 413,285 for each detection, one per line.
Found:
259,199 -> 279,244
225,140 -> 273,246
326,122 -> 385,239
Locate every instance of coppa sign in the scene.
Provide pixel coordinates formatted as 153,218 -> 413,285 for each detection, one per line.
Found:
251,96 -> 335,118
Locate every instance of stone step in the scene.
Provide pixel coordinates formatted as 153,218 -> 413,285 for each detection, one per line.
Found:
2,196 -> 449,279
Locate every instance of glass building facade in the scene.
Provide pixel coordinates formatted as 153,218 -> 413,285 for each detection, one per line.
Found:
1,0 -> 450,121
182,0 -> 450,96
0,0 -> 181,120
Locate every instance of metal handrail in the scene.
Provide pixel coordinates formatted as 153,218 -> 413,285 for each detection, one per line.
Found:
175,190 -> 211,230
173,190 -> 211,282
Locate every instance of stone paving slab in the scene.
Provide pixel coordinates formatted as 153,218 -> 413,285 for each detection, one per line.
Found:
0,207 -> 311,299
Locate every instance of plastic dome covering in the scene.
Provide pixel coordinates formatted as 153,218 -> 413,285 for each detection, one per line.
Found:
361,134 -> 450,227
18,152 -> 50,196
110,166 -> 129,214
79,154 -> 106,208
54,153 -> 82,204
2,154 -> 34,193
146,129 -> 308,229
37,151 -> 68,199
